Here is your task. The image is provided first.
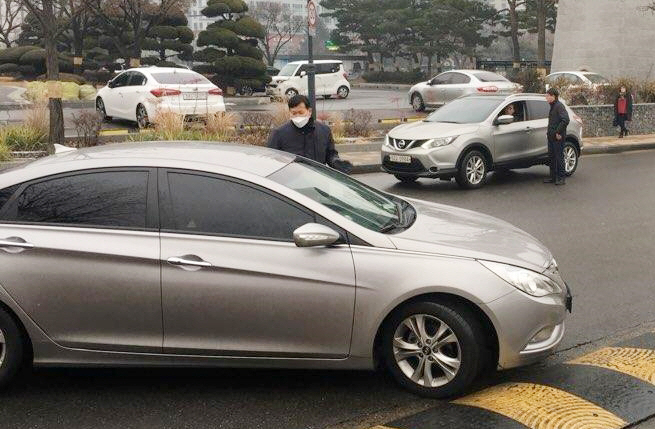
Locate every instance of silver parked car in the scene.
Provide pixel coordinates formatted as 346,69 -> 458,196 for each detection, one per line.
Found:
408,70 -> 522,112
383,93 -> 584,188
0,143 -> 571,397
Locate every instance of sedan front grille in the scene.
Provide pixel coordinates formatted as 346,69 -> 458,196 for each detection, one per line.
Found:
389,138 -> 427,151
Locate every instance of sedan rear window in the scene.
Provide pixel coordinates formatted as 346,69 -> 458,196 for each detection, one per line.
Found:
473,72 -> 509,82
425,97 -> 503,124
583,73 -> 608,84
150,72 -> 211,85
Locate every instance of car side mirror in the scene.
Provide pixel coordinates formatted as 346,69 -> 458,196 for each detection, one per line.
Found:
428,79 -> 435,86
300,71 -> 307,77
495,115 -> 514,126
107,80 -> 115,88
293,223 -> 340,247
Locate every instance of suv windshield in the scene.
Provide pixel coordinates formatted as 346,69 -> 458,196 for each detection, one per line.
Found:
269,159 -> 414,233
425,97 -> 503,124
583,73 -> 608,84
278,63 -> 299,76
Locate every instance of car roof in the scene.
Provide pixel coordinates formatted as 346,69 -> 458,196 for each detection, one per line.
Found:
125,67 -> 197,74
287,60 -> 343,65
0,142 -> 296,185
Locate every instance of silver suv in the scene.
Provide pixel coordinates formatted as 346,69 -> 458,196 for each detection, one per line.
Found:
382,94 -> 584,188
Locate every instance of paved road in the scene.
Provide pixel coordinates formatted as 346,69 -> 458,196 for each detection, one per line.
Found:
2,150 -> 655,429
0,85 -> 23,104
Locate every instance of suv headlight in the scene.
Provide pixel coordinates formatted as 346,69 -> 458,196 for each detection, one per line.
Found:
422,136 -> 457,149
479,260 -> 563,297
384,135 -> 392,147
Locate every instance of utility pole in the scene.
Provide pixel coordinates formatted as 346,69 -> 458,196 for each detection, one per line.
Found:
307,0 -> 317,120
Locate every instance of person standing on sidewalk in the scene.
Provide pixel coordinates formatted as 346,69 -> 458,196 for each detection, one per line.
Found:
613,86 -> 633,138
544,88 -> 570,186
267,95 -> 352,173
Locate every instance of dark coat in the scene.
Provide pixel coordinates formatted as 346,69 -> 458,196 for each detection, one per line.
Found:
267,119 -> 339,165
547,100 -> 570,141
614,93 -> 634,123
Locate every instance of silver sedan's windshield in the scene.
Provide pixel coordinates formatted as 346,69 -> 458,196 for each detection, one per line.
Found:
269,160 -> 402,232
424,97 -> 503,124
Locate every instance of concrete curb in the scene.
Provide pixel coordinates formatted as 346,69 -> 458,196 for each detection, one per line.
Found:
351,164 -> 382,174
224,96 -> 271,106
0,100 -> 94,111
582,142 -> 655,155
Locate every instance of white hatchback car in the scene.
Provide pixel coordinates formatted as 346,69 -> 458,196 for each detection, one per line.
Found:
266,60 -> 351,99
96,67 -> 226,128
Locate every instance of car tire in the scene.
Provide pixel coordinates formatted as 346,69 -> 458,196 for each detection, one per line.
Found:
136,104 -> 149,129
285,88 -> 299,98
563,141 -> 579,177
96,98 -> 111,122
0,308 -> 25,388
395,175 -> 418,183
337,86 -> 349,99
382,301 -> 483,398
456,150 -> 488,189
240,86 -> 254,97
411,93 -> 425,112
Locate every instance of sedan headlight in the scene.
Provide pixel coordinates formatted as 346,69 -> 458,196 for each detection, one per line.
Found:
479,260 -> 562,297
422,136 -> 457,149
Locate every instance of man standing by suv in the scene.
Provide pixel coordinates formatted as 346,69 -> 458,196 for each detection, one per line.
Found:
544,88 -> 570,186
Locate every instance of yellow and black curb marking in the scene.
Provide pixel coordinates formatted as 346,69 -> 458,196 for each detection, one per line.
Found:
372,332 -> 655,429
377,117 -> 424,125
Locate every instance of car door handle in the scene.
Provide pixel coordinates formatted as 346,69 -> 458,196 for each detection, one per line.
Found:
167,256 -> 212,268
0,237 -> 34,252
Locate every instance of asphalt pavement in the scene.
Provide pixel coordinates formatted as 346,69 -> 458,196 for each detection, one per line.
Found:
2,150 -> 655,429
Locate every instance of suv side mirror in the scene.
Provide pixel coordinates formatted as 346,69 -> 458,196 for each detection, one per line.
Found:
495,115 -> 514,126
300,71 -> 307,77
293,223 -> 340,247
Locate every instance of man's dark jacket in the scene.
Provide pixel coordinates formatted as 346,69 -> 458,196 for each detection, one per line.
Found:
547,100 -> 570,141
267,119 -> 339,165
614,93 -> 634,123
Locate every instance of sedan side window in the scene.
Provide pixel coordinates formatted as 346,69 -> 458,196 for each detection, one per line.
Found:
2,171 -> 149,228
449,73 -> 471,84
112,72 -> 131,88
129,72 -> 147,86
432,73 -> 452,85
0,184 -> 20,215
163,172 -> 314,241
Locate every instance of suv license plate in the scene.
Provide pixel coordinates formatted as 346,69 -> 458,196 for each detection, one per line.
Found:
183,92 -> 208,100
390,155 -> 411,163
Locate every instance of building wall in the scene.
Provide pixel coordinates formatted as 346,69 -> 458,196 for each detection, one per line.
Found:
552,0 -> 655,79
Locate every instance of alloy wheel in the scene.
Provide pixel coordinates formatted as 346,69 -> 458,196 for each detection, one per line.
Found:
412,94 -> 424,111
337,86 -> 349,98
466,155 -> 486,185
564,145 -> 577,173
393,314 -> 462,387
136,105 -> 149,129
285,89 -> 298,98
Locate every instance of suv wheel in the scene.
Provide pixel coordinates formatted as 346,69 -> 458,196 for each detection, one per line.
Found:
411,93 -> 425,112
563,142 -> 579,176
456,150 -> 488,189
395,175 -> 418,183
0,308 -> 25,387
382,301 -> 483,398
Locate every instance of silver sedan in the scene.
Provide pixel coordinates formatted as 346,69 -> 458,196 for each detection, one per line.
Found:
409,70 -> 522,111
0,142 -> 570,397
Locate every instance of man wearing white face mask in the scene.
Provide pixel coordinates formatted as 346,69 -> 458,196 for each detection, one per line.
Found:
267,95 -> 352,173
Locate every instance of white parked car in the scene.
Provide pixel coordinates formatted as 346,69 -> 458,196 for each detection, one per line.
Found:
266,60 -> 350,99
408,70 -> 522,112
545,71 -> 610,90
96,67 -> 226,128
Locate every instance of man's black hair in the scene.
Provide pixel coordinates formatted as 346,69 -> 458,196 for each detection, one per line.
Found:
546,87 -> 559,98
288,94 -> 312,109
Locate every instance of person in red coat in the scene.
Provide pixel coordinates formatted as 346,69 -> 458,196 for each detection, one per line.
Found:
614,86 -> 634,138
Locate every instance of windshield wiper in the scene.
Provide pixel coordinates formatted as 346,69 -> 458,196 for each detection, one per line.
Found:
379,200 -> 404,233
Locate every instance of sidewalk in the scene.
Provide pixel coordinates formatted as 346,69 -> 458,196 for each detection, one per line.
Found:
339,134 -> 655,174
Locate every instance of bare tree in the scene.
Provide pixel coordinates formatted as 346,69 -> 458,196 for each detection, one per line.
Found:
251,1 -> 303,66
505,0 -> 526,64
89,0 -> 190,67
19,0 -> 87,148
0,0 -> 23,47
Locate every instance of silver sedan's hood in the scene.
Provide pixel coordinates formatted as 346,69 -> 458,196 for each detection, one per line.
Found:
389,121 -> 480,140
390,199 -> 552,273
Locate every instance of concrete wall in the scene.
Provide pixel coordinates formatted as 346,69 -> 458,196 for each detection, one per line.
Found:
552,0 -> 655,79
571,103 -> 655,137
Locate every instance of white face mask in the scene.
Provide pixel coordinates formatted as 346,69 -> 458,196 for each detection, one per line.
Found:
291,116 -> 310,128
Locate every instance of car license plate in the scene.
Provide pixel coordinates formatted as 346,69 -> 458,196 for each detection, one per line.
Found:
183,92 -> 207,100
390,155 -> 411,164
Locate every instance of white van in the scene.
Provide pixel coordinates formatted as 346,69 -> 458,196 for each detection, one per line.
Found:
266,60 -> 351,99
